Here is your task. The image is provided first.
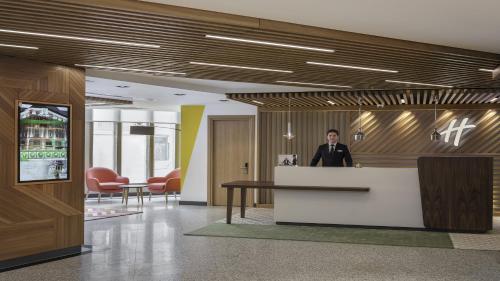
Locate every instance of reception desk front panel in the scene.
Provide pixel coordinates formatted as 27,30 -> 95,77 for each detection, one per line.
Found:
274,167 -> 425,228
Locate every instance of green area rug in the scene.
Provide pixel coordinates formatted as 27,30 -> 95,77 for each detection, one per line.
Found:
186,224 -> 453,249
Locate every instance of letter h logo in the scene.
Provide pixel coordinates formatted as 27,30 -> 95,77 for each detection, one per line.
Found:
441,118 -> 476,146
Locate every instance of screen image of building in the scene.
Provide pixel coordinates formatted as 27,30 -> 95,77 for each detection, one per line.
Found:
18,103 -> 69,181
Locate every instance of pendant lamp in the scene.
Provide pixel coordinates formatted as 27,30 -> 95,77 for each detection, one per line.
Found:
353,95 -> 365,141
283,98 -> 295,140
430,93 -> 441,141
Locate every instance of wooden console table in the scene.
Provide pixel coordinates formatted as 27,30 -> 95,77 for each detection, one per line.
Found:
220,181 -> 370,224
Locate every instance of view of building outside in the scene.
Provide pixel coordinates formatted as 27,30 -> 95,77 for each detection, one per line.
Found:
19,102 -> 70,182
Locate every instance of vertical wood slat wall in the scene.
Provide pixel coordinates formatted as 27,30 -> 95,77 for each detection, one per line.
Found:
257,109 -> 499,216
258,111 -> 349,203
0,56 -> 84,261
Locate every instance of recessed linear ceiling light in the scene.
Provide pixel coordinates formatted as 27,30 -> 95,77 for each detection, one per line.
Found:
0,43 -> 38,50
479,68 -> 495,72
385,79 -> 453,88
0,28 -> 160,48
307,61 -> 398,73
491,97 -> 498,102
327,100 -> 336,105
252,100 -> 264,105
276,80 -> 352,88
75,64 -> 186,75
205,34 -> 334,53
189,62 -> 292,73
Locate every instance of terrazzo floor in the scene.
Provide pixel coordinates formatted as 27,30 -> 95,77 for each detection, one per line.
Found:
1,197 -> 499,281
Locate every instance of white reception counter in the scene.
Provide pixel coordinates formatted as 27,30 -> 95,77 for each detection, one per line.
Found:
274,166 -> 424,228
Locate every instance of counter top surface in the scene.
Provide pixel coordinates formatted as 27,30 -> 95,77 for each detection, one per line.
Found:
221,181 -> 369,191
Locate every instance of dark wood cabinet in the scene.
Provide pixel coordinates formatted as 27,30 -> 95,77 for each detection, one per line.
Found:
417,157 -> 493,232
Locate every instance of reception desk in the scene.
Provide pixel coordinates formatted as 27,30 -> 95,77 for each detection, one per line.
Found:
222,157 -> 492,232
274,166 -> 425,228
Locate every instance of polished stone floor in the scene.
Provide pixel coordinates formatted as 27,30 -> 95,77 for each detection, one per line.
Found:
1,197 -> 500,281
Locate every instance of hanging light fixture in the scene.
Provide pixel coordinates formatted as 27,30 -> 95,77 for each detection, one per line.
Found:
283,98 -> 295,140
353,95 -> 365,141
283,98 -> 295,141
430,93 -> 441,141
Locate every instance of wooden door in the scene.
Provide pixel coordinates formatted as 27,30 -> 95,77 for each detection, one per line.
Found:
209,116 -> 254,206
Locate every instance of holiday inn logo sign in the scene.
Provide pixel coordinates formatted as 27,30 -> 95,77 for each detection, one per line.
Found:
440,118 -> 476,146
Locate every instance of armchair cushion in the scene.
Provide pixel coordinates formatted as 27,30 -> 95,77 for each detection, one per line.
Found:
116,176 -> 130,184
100,182 -> 126,190
165,178 -> 181,192
147,177 -> 167,184
86,167 -> 128,193
148,183 -> 166,192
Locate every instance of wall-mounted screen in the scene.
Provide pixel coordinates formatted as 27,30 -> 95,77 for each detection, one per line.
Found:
17,101 -> 71,183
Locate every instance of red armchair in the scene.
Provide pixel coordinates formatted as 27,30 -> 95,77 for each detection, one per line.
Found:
147,168 -> 181,204
86,167 -> 129,203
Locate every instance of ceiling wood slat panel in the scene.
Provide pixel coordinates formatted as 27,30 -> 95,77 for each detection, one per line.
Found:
227,88 -> 500,110
0,0 -> 499,89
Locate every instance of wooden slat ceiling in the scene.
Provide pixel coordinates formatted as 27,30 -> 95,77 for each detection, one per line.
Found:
0,0 -> 499,90
227,88 -> 500,110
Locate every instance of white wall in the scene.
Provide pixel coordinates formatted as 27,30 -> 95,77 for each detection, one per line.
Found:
181,102 -> 258,202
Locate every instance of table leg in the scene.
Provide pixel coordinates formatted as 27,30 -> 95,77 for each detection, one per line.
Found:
125,189 -> 129,206
226,187 -> 234,224
137,188 -> 140,203
140,188 -> 144,206
240,188 -> 246,218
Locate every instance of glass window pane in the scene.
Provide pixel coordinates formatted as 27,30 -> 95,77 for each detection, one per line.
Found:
92,122 -> 115,170
154,125 -> 176,176
122,123 -> 148,183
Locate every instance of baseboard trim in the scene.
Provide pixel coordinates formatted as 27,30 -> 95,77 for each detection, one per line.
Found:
0,245 -> 89,272
179,201 -> 207,206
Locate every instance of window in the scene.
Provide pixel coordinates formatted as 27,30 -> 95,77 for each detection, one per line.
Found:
154,125 -> 176,176
121,122 -> 149,183
88,109 -> 178,183
92,122 -> 116,170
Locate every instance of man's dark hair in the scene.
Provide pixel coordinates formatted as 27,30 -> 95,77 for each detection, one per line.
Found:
327,129 -> 339,136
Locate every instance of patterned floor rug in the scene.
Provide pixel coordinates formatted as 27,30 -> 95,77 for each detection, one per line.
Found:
85,207 -> 143,221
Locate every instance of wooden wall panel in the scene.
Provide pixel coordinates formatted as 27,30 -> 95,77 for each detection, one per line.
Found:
417,157 -> 493,232
258,111 -> 349,203
0,56 -> 84,262
257,108 -> 500,216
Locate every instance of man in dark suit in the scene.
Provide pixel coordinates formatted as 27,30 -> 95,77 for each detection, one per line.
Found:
310,129 -> 353,167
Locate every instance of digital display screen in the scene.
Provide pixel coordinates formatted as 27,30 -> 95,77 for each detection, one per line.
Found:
17,101 -> 70,183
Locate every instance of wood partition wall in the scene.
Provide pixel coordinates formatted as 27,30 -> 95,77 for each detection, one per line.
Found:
0,56 -> 85,262
257,108 -> 500,216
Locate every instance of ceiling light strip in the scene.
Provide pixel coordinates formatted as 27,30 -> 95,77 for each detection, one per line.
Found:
0,28 -> 160,48
206,35 -> 334,53
307,61 -> 398,73
276,80 -> 351,88
385,79 -> 453,88
75,64 -> 186,75
252,100 -> 264,105
0,43 -> 38,49
479,68 -> 495,72
190,62 -> 293,73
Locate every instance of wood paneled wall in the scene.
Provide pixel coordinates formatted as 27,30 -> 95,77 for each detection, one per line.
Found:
258,111 -> 350,203
0,56 -> 84,261
257,108 -> 500,216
